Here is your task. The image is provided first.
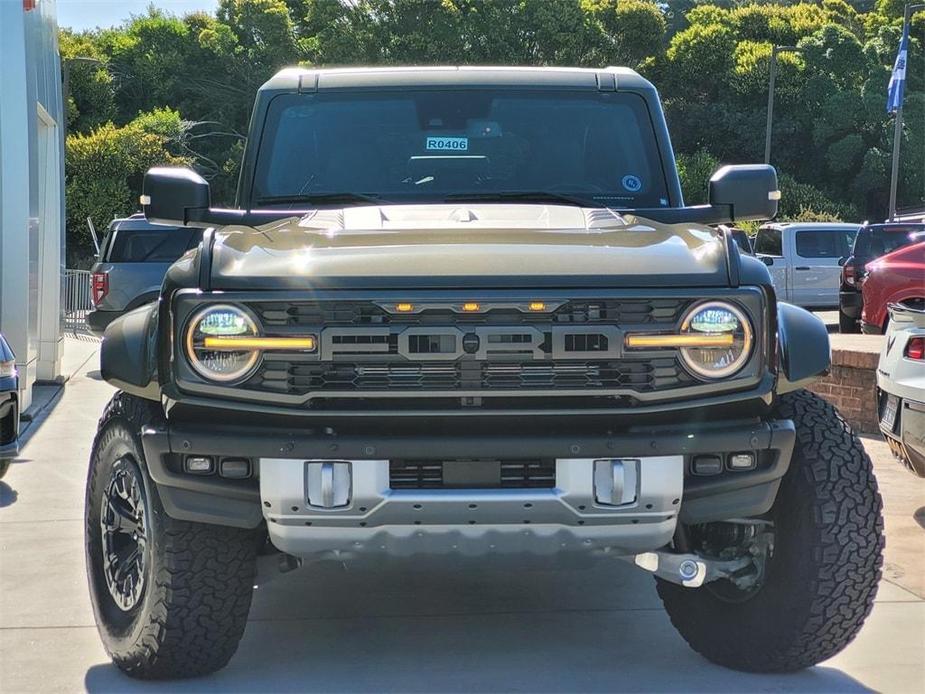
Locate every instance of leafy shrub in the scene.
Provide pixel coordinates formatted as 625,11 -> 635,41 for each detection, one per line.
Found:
677,149 -> 720,205
65,109 -> 190,265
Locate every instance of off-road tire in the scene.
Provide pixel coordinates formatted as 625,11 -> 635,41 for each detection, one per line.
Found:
85,392 -> 258,679
838,308 -> 859,334
657,390 -> 884,672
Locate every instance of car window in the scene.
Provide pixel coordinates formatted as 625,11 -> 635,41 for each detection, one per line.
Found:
754,228 -> 782,256
253,89 -> 671,209
853,225 -> 925,261
795,230 -> 855,258
99,224 -> 117,261
109,229 -> 195,263
186,229 -> 204,251
730,230 -> 752,254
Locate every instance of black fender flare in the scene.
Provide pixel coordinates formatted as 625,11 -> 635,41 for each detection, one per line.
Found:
100,303 -> 161,401
776,302 -> 830,394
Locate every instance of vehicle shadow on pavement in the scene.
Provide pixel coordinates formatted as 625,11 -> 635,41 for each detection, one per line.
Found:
17,386 -> 64,449
81,558 -> 874,693
0,480 -> 17,507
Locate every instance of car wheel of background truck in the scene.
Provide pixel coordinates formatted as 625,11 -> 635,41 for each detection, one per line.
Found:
656,390 -> 884,672
838,308 -> 859,333
85,392 -> 258,679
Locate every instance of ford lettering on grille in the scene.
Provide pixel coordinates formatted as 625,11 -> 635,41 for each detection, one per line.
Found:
320,325 -> 623,361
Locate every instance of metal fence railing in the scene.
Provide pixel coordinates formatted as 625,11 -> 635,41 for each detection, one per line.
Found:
64,269 -> 93,335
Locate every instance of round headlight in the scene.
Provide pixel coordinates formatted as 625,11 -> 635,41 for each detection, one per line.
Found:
184,304 -> 260,382
679,301 -> 753,379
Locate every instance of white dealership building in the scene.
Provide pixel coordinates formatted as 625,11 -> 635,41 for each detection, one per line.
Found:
0,0 -> 66,411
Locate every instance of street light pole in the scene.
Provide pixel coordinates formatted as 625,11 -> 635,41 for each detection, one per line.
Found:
765,45 -> 803,165
888,3 -> 924,221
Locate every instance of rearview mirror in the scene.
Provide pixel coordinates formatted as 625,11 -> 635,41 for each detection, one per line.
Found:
708,165 -> 779,222
142,167 -> 211,227
142,166 -> 290,228
760,256 -> 774,266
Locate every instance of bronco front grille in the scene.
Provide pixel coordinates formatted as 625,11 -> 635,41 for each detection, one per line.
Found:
254,357 -> 691,394
250,298 -> 687,328
225,296 -> 704,403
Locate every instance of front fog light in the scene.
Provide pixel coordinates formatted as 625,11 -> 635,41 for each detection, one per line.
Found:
728,453 -> 756,471
184,456 -> 214,475
185,304 -> 260,382
679,301 -> 753,379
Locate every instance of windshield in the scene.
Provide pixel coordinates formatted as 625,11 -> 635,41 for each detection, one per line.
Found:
252,90 -> 670,209
853,224 -> 925,260
108,228 -> 199,263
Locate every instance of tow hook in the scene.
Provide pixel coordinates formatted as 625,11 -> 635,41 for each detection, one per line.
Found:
626,550 -> 753,588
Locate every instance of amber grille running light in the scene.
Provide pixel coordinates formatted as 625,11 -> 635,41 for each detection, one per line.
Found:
625,334 -> 735,349
202,336 -> 317,351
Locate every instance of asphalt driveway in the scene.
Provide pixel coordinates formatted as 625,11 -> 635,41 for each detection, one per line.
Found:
1,339 -> 923,693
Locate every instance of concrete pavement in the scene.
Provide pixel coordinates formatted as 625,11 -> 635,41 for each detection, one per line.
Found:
1,339 -> 923,693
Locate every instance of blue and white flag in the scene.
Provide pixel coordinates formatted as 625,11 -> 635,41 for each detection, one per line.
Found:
887,22 -> 909,114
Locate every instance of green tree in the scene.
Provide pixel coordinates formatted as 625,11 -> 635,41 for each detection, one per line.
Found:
59,30 -> 116,132
60,0 -> 925,227
65,110 -> 190,265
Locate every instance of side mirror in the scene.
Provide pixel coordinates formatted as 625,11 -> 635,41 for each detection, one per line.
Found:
142,167 -> 211,227
837,256 -> 847,267
708,165 -> 779,222
760,255 -> 774,266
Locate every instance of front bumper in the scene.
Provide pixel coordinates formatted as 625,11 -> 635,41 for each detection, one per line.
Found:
879,390 -> 925,477
141,415 -> 796,556
0,391 -> 19,460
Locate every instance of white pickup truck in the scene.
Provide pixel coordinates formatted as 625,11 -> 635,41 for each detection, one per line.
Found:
753,222 -> 860,308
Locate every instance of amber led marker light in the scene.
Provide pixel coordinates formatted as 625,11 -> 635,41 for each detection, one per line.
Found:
203,336 -> 317,351
625,334 -> 735,349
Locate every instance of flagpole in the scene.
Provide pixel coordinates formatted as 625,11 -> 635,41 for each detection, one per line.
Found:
889,4 -> 924,221
888,89 -> 904,222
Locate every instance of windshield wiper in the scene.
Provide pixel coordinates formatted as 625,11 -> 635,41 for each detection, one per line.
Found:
255,192 -> 385,207
444,191 -> 598,207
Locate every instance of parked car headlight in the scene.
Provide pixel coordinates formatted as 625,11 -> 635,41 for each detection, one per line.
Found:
184,305 -> 260,382
679,301 -> 753,379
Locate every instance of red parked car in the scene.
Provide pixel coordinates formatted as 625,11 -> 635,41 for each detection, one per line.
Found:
861,239 -> 925,333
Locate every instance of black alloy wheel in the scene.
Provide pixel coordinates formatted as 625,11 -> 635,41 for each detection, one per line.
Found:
100,457 -> 149,612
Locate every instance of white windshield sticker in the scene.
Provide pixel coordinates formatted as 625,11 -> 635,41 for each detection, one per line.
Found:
426,136 -> 469,151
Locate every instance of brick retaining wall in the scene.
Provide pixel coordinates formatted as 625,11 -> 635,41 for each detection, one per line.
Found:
808,337 -> 882,435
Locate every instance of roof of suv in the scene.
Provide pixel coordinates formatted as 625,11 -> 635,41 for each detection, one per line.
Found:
760,222 -> 861,231
111,213 -> 181,233
260,65 -> 653,93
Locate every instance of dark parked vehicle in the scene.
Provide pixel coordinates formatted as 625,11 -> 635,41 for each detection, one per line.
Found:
86,66 -> 882,679
0,333 -> 19,478
87,214 -> 202,336
720,225 -> 753,255
839,221 -> 925,333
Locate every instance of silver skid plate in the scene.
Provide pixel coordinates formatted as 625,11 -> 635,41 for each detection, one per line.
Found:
260,456 -> 684,558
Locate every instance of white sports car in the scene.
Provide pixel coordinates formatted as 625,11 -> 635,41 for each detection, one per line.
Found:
877,303 -> 925,477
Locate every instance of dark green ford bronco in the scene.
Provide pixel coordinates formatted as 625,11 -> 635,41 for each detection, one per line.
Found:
86,66 -> 883,679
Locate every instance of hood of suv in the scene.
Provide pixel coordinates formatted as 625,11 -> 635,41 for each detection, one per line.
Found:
208,204 -> 730,289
